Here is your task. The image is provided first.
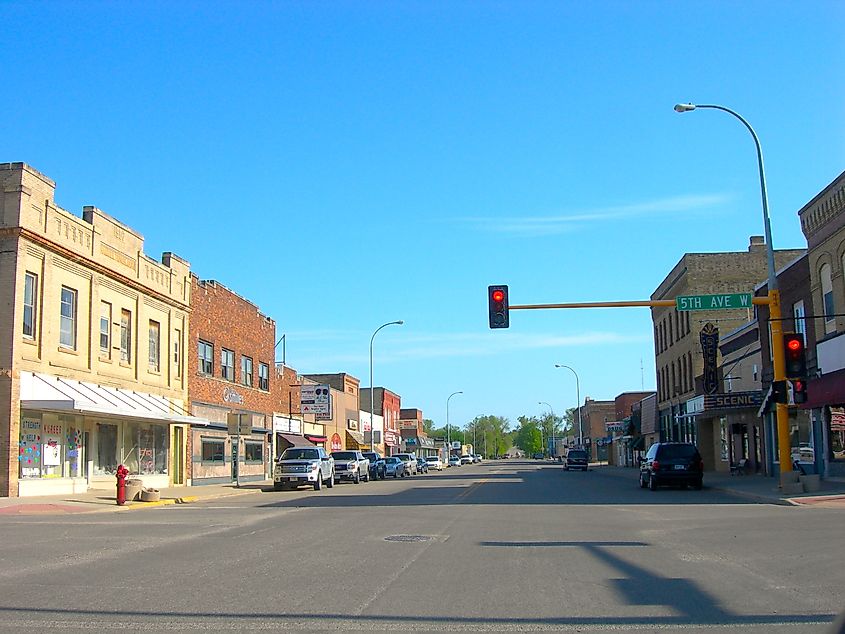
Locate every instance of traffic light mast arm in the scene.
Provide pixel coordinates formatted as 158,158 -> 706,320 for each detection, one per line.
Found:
509,297 -> 771,310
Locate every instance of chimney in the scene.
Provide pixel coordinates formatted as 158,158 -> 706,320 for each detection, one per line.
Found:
748,235 -> 766,252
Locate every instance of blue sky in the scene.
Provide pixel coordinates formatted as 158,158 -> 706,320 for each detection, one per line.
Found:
4,1 -> 844,430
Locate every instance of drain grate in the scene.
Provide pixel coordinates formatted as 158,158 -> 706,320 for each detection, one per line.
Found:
384,534 -> 432,543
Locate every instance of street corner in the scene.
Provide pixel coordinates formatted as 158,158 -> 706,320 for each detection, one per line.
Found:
786,494 -> 845,508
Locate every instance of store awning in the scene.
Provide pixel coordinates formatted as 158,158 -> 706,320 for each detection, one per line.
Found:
20,372 -> 207,425
800,368 -> 845,409
277,433 -> 313,448
304,434 -> 327,443
346,430 -> 366,446
630,436 -> 645,450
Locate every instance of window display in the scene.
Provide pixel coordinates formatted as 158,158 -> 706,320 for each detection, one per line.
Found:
19,413 -> 83,479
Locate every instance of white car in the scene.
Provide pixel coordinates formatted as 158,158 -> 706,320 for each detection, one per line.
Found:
460,454 -> 473,465
448,455 -> 461,467
425,456 -> 444,471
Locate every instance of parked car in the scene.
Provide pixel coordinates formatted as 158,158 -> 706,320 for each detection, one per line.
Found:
395,453 -> 418,475
383,456 -> 406,478
448,455 -> 461,467
331,450 -> 369,484
416,457 -> 429,474
532,452 -> 544,460
425,455 -> 444,471
639,442 -> 704,491
474,454 -> 483,463
274,447 -> 334,491
564,449 -> 589,472
362,452 -> 386,480
460,454 -> 473,465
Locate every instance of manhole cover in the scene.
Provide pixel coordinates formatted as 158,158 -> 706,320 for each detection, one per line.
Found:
384,535 -> 432,543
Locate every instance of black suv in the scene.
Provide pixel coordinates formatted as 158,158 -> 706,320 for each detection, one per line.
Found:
639,442 -> 703,490
564,449 -> 589,471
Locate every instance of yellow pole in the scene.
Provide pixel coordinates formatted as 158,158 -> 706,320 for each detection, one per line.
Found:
769,289 -> 792,475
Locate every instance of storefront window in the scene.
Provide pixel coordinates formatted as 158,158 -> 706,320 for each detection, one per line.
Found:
201,439 -> 225,463
19,413 -> 83,479
789,409 -> 814,464
96,423 -> 118,475
245,441 -> 263,463
830,407 -> 845,461
122,421 -> 169,475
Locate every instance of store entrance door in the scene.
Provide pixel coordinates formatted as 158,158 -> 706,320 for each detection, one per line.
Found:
171,426 -> 184,485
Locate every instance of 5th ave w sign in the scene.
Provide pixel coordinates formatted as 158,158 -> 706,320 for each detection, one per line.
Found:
676,293 -> 753,311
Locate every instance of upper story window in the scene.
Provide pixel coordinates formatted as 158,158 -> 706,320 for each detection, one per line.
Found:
59,286 -> 77,349
148,320 -> 160,372
120,309 -> 132,363
241,356 -> 253,387
793,301 -> 806,343
100,302 -> 111,358
198,340 -> 213,375
174,329 -> 182,378
821,263 -> 835,334
221,348 -> 235,381
258,362 -> 269,391
23,272 -> 38,339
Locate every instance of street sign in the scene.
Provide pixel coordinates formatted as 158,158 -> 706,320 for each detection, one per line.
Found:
676,293 -> 752,311
301,384 -> 331,415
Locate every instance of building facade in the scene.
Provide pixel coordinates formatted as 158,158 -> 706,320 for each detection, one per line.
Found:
577,397 -> 616,462
650,237 -> 804,470
798,169 -> 845,478
398,408 -> 436,457
2,163 -> 200,497
303,373 -> 363,453
188,277 -> 275,485
360,387 -> 402,455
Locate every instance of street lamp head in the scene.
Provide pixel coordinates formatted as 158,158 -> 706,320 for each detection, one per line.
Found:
394,320 -> 404,326
674,103 -> 696,113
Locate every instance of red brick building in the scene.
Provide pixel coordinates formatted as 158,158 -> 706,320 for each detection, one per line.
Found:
188,277 -> 276,485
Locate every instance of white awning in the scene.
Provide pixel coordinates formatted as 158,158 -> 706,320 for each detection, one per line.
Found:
20,372 -> 207,425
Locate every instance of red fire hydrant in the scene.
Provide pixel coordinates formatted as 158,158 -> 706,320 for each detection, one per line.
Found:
116,464 -> 129,506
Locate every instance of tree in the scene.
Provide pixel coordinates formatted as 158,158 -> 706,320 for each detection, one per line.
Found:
464,415 -> 510,457
514,419 -> 542,456
422,419 -> 435,434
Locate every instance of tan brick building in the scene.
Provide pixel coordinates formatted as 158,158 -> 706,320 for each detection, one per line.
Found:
651,236 -> 804,470
577,397 -> 616,462
303,373 -> 363,453
1,163 -> 201,497
188,277 -> 276,485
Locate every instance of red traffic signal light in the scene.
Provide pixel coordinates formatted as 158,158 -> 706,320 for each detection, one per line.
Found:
488,285 -> 509,329
792,379 -> 808,404
783,333 -> 807,379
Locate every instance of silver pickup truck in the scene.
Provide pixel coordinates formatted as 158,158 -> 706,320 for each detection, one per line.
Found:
331,450 -> 370,484
274,446 -> 334,491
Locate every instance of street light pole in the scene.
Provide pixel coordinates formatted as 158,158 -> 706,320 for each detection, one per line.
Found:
447,391 -> 463,462
555,365 -> 582,448
539,401 -> 555,457
674,102 -> 791,480
369,320 -> 403,456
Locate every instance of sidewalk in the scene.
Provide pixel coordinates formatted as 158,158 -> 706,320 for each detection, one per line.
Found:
594,464 -> 845,506
0,480 -> 272,515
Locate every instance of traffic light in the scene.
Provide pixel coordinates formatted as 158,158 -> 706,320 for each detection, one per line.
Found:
488,285 -> 509,329
792,379 -> 808,405
772,380 -> 787,404
783,333 -> 807,378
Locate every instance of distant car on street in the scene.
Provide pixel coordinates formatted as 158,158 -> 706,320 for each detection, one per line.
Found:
383,456 -> 406,478
460,454 -> 473,465
425,456 -> 444,471
362,452 -> 386,480
395,453 -> 418,475
448,455 -> 461,467
331,450 -> 369,484
564,449 -> 589,472
416,457 -> 428,474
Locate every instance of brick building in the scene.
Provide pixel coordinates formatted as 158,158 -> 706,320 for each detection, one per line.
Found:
188,277 -> 276,485
1,163 -> 201,497
360,387 -> 402,455
650,236 -> 804,470
577,397 -> 616,462
399,408 -> 436,457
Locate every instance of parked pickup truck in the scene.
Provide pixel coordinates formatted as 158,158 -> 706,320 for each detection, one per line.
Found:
331,450 -> 370,484
274,447 -> 334,491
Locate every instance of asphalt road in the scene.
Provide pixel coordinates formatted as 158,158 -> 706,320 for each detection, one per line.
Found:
0,460 -> 842,633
